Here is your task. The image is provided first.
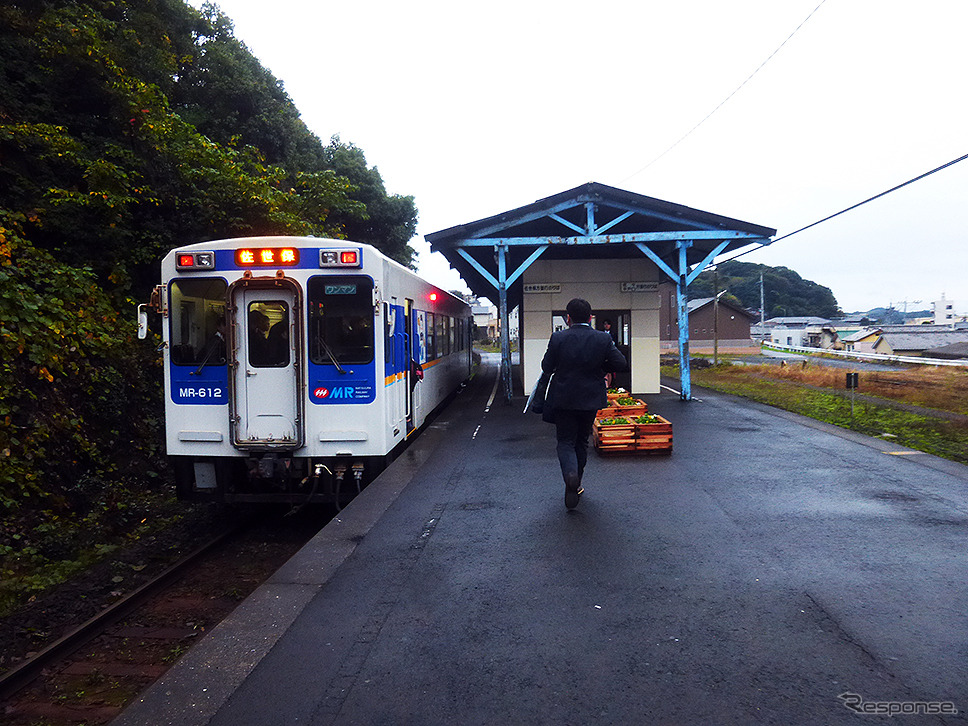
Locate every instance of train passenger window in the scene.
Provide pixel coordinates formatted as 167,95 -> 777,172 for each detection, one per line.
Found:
415,310 -> 427,363
436,315 -> 447,356
384,303 -> 394,365
426,313 -> 436,360
248,301 -> 289,367
308,276 -> 374,365
169,278 -> 227,366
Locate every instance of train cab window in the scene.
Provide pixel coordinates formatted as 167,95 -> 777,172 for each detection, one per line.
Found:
308,276 -> 374,365
248,302 -> 289,367
169,278 -> 227,366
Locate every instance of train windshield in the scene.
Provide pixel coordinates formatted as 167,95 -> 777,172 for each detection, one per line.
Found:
169,278 -> 227,366
308,275 -> 374,365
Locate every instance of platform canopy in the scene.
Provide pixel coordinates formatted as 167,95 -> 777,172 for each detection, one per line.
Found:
426,182 -> 776,401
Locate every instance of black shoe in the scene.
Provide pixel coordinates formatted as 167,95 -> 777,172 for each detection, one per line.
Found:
565,473 -> 581,510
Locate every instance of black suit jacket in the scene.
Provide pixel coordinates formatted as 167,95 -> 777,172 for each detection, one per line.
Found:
540,323 -> 627,415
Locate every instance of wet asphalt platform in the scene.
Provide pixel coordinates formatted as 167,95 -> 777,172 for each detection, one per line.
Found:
116,354 -> 968,725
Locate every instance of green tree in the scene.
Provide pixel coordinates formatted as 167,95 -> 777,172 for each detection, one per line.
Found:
168,5 -> 418,266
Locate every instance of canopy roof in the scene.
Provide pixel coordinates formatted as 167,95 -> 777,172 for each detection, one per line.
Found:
426,182 -> 776,307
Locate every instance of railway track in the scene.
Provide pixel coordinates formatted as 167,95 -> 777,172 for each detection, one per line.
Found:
0,506 -> 328,725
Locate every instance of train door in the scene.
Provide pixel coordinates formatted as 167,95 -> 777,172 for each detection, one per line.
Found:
231,284 -> 302,448
386,298 -> 401,430
404,298 -> 416,435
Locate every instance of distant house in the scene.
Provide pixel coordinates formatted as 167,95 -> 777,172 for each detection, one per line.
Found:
469,299 -> 493,340
878,328 -> 968,356
840,325 -> 968,356
842,328 -> 890,354
764,316 -> 833,327
659,287 -> 758,347
932,294 -> 957,325
923,342 -> 968,360
763,316 -> 833,347
817,325 -> 843,350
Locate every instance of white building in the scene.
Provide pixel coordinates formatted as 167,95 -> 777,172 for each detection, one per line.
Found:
764,317 -> 833,347
933,294 -> 957,326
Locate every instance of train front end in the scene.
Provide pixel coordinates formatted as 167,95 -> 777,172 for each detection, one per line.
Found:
147,237 -> 390,505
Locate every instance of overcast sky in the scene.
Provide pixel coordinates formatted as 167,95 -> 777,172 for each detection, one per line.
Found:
188,0 -> 967,316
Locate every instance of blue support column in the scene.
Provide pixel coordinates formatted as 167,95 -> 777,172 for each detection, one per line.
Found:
496,244 -> 512,403
677,240 -> 692,401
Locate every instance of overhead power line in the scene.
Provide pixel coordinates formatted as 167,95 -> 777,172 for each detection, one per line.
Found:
716,150 -> 968,264
620,0 -> 828,184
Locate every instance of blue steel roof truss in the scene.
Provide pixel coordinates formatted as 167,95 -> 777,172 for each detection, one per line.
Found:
426,183 -> 775,402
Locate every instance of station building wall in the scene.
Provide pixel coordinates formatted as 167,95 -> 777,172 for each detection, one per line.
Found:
520,258 -> 662,396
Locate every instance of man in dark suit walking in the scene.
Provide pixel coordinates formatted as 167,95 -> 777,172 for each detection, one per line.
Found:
541,298 -> 627,509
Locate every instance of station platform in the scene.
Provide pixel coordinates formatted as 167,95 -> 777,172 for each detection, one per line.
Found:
116,354 -> 968,725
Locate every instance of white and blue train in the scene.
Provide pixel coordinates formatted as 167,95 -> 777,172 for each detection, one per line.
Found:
140,236 -> 472,504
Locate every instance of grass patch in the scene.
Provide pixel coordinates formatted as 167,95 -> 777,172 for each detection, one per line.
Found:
0,489 -> 185,617
677,364 -> 968,466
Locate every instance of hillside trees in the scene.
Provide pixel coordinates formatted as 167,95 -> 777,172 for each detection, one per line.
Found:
170,3 -> 418,266
690,261 -> 841,319
0,0 -> 415,296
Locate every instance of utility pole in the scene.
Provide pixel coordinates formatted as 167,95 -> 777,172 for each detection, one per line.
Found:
899,299 -> 921,319
713,288 -> 727,365
713,267 -> 719,366
760,271 -> 765,324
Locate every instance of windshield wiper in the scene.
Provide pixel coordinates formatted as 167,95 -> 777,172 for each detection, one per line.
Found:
315,331 -> 347,374
192,331 -> 224,376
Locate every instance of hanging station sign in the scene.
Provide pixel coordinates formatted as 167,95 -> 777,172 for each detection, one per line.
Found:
620,282 -> 659,292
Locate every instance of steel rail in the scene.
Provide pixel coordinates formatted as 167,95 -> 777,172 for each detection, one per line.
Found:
0,519 -> 252,702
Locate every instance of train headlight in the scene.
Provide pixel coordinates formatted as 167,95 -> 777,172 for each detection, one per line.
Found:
176,251 -> 215,270
319,248 -> 363,268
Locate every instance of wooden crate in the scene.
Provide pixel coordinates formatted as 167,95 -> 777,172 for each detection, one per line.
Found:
593,415 -> 672,456
634,416 -> 673,451
600,399 -> 648,417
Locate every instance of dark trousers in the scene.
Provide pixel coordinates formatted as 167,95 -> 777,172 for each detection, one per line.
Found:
554,409 -> 597,484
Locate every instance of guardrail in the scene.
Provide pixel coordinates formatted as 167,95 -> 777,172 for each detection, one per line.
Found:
761,342 -> 968,368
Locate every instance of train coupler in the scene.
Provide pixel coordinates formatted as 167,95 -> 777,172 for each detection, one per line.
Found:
248,453 -> 292,484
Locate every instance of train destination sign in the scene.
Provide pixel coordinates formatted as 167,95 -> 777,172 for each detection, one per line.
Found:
620,282 -> 659,292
